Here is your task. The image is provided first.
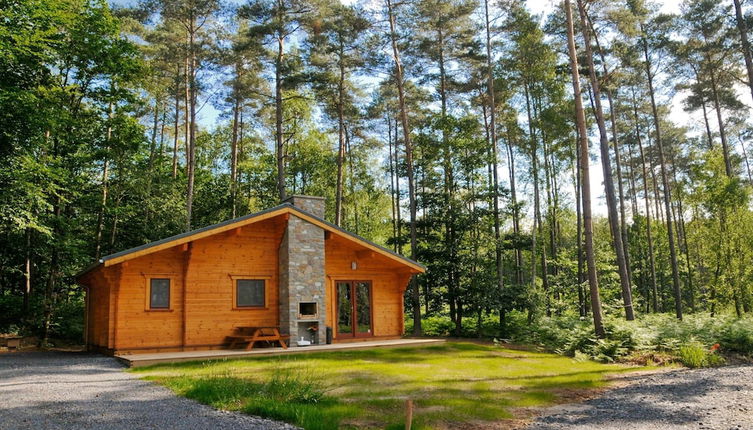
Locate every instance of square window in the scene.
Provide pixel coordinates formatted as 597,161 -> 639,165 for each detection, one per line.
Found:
236,279 -> 265,308
150,278 -> 170,309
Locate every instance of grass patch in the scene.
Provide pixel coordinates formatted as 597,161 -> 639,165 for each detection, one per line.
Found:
133,342 -> 643,429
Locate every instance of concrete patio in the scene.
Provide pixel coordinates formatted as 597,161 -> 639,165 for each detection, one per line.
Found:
117,338 -> 445,367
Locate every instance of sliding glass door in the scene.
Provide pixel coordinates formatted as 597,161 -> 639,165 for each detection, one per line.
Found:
336,281 -> 372,338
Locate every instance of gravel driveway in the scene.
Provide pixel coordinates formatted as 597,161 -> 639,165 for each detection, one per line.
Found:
0,351 -> 296,430
528,364 -> 753,430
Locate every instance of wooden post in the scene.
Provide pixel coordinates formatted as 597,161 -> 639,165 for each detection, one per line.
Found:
405,399 -> 413,430
182,242 -> 192,350
83,285 -> 89,349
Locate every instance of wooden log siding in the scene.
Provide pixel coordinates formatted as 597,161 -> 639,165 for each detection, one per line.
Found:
81,268 -> 111,350
325,234 -> 414,339
78,207 -> 423,354
104,218 -> 284,353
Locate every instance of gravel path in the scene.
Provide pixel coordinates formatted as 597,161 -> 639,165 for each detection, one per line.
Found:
0,351 -> 297,430
528,365 -> 753,430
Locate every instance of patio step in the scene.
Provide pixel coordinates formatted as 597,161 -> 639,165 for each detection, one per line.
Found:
116,338 -> 446,368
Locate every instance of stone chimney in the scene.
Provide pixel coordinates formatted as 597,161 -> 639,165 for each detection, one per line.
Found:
278,195 -> 326,346
282,195 -> 325,218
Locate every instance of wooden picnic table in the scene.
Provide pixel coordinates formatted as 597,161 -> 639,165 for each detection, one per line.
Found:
227,326 -> 289,350
1,336 -> 22,350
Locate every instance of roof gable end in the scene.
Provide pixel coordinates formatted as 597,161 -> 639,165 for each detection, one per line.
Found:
77,204 -> 424,279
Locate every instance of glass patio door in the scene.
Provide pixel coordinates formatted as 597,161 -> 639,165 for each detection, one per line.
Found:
336,281 -> 372,338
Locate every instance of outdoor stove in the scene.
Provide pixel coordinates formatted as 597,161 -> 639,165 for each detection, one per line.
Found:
298,302 -> 318,320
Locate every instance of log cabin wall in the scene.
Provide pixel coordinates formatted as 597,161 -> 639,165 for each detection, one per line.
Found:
112,246 -> 185,352
108,217 -> 285,353
82,267 -> 112,351
324,234 -> 413,339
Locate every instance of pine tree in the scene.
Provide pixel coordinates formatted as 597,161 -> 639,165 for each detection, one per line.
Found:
307,2 -> 370,226
564,0 -> 605,337
577,0 -> 635,320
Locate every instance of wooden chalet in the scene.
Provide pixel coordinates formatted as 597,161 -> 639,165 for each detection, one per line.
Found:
76,195 -> 425,354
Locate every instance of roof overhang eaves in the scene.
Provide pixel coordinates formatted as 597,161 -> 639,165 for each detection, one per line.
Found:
74,259 -> 105,282
74,202 -> 426,279
101,205 -> 291,267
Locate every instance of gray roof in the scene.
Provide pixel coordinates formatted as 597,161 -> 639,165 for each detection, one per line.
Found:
76,203 -> 424,279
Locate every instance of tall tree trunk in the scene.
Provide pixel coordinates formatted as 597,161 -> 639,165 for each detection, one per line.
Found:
394,114 -> 404,256
94,101 -> 113,259
505,125 -> 523,285
524,84 -> 548,311
23,227 -> 32,315
159,103 -> 166,157
709,70 -> 733,177
185,20 -> 197,232
542,125 -> 559,306
387,0 -> 421,335
740,137 -> 753,183
538,117 -> 554,315
345,125 -> 358,233
565,0 -> 605,337
145,98 -> 159,222
275,30 -> 286,201
691,65 -> 715,148
483,0 -> 505,332
109,195 -> 121,252
632,90 -> 659,313
734,0 -> 753,104
641,30 -> 683,319
578,0 -> 634,320
625,132 -> 641,219
43,132 -> 63,346
149,99 -> 159,174
231,77 -> 241,219
387,116 -> 398,252
670,152 -> 694,311
436,27 -> 460,334
573,130 -> 586,316
172,65 -> 180,179
335,38 -> 346,226
43,207 -> 60,346
184,56 -> 191,174
648,147 -> 663,223
588,20 -> 634,292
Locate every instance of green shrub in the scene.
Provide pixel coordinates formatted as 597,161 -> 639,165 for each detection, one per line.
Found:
0,293 -> 24,334
51,297 -> 85,341
411,310 -> 752,366
406,313 -> 502,338
414,315 -> 455,337
677,342 -> 725,368
506,312 -> 747,366
677,343 -> 707,368
718,319 -> 753,356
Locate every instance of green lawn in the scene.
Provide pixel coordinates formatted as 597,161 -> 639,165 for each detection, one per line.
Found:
132,342 -> 643,429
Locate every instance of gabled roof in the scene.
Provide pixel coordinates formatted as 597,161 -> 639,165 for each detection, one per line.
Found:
76,203 -> 425,279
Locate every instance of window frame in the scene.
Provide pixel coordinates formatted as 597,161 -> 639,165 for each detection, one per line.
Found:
230,275 -> 271,310
146,277 -> 172,311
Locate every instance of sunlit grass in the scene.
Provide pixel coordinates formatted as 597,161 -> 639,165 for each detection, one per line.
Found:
132,342 -> 644,429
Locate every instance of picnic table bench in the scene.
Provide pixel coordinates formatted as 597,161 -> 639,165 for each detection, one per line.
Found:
1,336 -> 22,350
227,326 -> 289,350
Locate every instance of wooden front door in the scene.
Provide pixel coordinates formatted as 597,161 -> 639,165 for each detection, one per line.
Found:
335,281 -> 373,338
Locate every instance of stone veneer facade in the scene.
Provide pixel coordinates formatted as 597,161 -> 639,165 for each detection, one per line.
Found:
278,196 -> 327,346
